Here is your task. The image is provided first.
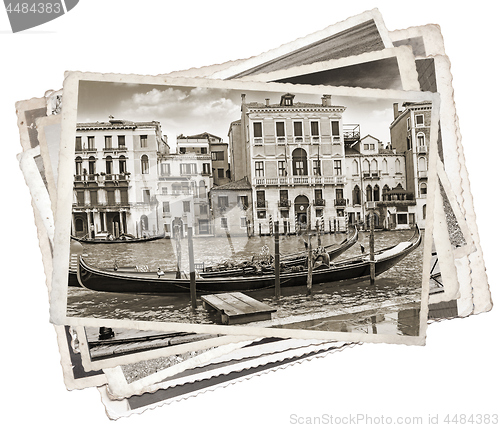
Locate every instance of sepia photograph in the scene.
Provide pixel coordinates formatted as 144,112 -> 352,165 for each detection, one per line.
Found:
50,75 -> 438,344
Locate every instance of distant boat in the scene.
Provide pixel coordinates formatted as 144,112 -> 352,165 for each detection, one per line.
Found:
71,232 -> 165,244
76,227 -> 421,294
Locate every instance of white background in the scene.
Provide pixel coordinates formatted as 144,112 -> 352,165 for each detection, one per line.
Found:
1,1 -> 498,426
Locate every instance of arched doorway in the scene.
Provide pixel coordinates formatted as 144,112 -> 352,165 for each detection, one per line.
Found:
140,215 -> 149,237
112,214 -> 121,237
74,215 -> 88,237
171,218 -> 184,239
294,195 -> 309,231
366,211 -> 381,228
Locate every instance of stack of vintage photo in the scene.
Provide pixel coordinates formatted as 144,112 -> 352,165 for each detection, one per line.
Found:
15,9 -> 492,419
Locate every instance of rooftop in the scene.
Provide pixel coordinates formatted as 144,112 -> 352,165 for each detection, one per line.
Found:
211,178 -> 252,191
77,119 -> 160,131
178,131 -> 222,141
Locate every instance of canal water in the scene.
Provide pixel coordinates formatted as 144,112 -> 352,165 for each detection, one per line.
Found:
67,229 -> 424,336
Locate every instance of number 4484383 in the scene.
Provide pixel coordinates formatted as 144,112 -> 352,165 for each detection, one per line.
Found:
5,3 -> 61,13
444,414 -> 498,424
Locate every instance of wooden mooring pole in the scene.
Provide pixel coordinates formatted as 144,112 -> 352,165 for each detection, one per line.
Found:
188,226 -> 197,309
307,205 -> 313,296
369,212 -> 375,284
175,225 -> 181,279
274,221 -> 280,300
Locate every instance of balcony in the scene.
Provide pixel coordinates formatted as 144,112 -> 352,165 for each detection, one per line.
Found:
334,175 -> 346,185
417,145 -> 428,154
276,137 -> 286,145
103,146 -> 128,154
75,147 -> 97,154
343,124 -> 361,142
313,198 -> 325,206
74,173 -> 99,182
334,198 -> 347,207
253,138 -> 263,146
253,175 -> 346,186
362,171 -> 380,180
278,199 -> 291,208
72,201 -> 131,209
418,170 -> 428,178
255,200 -> 267,208
103,173 -> 130,182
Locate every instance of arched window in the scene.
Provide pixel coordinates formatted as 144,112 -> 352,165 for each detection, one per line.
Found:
423,204 -> 427,220
418,156 -> 427,171
395,158 -> 401,174
88,156 -> 96,175
292,148 -> 308,176
199,180 -> 206,198
382,184 -> 390,201
373,185 -> 380,201
382,158 -> 388,174
352,159 -> 359,175
363,159 -> 370,172
119,155 -> 127,174
353,185 -> 361,205
420,182 -> 427,197
371,159 -> 378,173
105,156 -> 113,174
141,155 -> 149,174
366,185 -> 373,202
417,132 -> 426,149
140,214 -> 149,231
75,156 -> 83,175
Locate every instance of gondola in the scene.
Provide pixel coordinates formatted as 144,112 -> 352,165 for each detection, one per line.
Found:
68,227 -> 357,285
76,226 -> 421,294
71,232 -> 165,244
200,226 -> 359,278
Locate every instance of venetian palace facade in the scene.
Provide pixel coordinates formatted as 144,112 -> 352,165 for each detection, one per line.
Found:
229,93 -> 348,235
72,118 -> 168,238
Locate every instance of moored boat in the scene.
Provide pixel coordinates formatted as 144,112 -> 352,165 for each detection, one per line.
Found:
200,226 -> 359,278
71,232 -> 165,244
76,227 -> 421,294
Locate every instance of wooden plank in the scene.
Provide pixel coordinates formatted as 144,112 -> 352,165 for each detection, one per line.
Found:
200,294 -> 245,316
217,293 -> 261,314
231,292 -> 277,313
222,311 -> 273,325
201,292 -> 277,326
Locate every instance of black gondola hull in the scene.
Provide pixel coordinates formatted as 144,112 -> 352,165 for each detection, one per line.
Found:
76,227 -> 420,294
71,233 -> 165,244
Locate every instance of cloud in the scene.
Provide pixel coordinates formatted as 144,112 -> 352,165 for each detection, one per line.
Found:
119,87 -> 241,141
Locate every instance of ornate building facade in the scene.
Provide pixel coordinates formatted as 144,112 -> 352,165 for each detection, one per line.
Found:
229,93 -> 349,235
72,119 -> 168,238
389,101 -> 431,228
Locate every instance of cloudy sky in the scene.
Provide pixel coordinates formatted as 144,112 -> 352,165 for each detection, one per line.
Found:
77,80 -> 416,148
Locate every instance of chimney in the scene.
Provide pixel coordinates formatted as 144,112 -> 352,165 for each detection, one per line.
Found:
241,93 -> 246,104
393,103 -> 400,119
265,98 -> 270,106
321,94 -> 332,107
